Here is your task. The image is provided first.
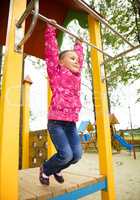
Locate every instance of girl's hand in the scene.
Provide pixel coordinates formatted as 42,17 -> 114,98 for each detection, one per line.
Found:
47,19 -> 57,26
76,37 -> 83,44
50,19 -> 57,25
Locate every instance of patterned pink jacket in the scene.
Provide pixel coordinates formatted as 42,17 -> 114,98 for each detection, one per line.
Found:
45,25 -> 84,122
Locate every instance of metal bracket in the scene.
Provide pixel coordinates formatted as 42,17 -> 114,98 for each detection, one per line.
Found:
15,25 -> 24,53
15,0 -> 39,52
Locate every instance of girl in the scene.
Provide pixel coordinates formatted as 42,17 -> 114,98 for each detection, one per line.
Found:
40,20 -> 84,185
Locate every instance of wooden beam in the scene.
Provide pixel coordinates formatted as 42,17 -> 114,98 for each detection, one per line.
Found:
0,1 -> 27,199
88,15 -> 116,200
47,84 -> 56,159
22,76 -> 32,168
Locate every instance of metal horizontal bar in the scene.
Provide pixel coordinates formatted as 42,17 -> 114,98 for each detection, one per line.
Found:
102,44 -> 140,65
16,0 -> 35,28
74,0 -> 135,48
16,0 -> 39,50
32,11 -> 113,58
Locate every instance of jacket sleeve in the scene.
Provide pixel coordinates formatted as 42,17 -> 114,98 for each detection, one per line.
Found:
74,42 -> 84,71
44,24 -> 59,77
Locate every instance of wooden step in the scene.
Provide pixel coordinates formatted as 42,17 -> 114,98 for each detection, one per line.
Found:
19,168 -> 106,200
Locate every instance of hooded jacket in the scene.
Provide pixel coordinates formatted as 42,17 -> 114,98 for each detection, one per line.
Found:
45,25 -> 84,122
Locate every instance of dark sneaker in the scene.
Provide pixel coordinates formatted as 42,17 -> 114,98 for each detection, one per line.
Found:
53,172 -> 64,183
39,165 -> 50,185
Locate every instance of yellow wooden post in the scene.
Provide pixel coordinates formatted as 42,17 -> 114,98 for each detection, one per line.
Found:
0,89 -> 1,119
88,16 -> 116,200
0,1 -> 26,200
47,83 -> 56,159
22,76 -> 32,168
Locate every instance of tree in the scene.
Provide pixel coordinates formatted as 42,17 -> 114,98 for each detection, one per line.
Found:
86,0 -> 140,102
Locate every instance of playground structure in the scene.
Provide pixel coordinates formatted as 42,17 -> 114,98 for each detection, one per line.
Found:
20,116 -> 136,169
110,114 -> 136,159
0,0 -> 139,200
78,118 -> 119,153
29,129 -> 48,168
23,117 -> 136,169
110,113 -> 121,152
78,114 -> 136,154
78,121 -> 97,152
120,128 -> 140,151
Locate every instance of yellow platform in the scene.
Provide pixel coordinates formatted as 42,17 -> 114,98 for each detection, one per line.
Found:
19,168 -> 106,200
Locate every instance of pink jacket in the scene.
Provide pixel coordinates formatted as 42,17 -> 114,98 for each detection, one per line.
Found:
45,25 -> 84,122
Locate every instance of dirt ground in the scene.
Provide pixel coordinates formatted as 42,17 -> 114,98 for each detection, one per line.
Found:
65,151 -> 140,200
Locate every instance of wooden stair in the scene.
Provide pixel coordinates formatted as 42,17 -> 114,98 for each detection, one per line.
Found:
19,168 -> 106,200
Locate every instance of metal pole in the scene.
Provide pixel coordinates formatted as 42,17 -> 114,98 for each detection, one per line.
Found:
74,0 -> 135,48
128,106 -> 133,129
32,11 -> 113,58
0,45 -> 3,87
16,0 -> 35,28
15,0 -> 39,50
15,1 -> 139,63
128,105 -> 136,159
102,44 -> 140,65
128,105 -> 134,141
0,45 -> 3,75
32,11 -> 140,64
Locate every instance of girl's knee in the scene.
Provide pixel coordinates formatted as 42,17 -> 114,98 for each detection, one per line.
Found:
60,150 -> 73,164
71,148 -> 83,164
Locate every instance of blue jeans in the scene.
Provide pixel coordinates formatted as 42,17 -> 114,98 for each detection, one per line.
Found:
43,120 -> 83,176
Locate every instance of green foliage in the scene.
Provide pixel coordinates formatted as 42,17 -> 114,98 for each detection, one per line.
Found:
86,0 -> 140,103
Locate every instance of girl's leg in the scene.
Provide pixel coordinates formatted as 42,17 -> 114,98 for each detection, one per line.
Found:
43,120 -> 73,176
55,122 -> 83,172
65,122 -> 83,164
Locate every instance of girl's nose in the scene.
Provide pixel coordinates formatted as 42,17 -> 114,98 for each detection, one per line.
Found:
75,60 -> 78,64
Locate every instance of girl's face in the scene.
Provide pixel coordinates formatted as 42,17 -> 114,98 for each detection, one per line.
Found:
59,51 -> 80,73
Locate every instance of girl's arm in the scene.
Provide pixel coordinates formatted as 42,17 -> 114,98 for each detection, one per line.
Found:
74,40 -> 84,71
44,24 -> 59,76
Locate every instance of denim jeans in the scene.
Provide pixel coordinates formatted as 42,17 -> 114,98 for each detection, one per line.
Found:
43,120 -> 83,176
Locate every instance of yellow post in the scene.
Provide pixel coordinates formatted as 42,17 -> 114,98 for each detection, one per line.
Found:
0,89 -> 1,119
0,1 -> 26,200
47,84 -> 56,158
88,16 -> 116,200
22,76 -> 32,168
